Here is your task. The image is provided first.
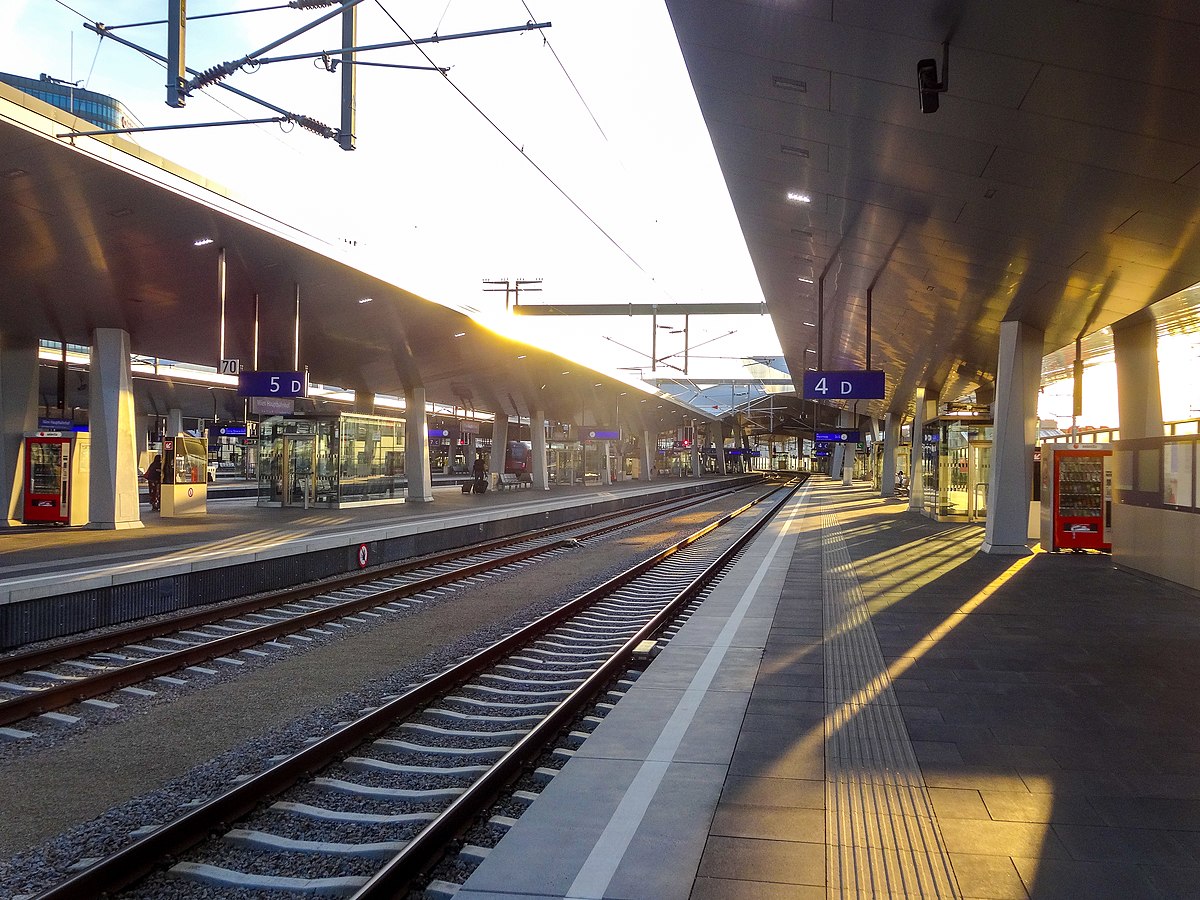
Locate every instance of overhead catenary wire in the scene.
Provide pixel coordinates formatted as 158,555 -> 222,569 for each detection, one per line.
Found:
373,0 -> 650,278
520,0 -> 607,142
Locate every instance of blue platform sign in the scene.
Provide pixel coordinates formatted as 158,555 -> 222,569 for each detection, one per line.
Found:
802,370 -> 885,399
815,430 -> 861,443
237,371 -> 309,398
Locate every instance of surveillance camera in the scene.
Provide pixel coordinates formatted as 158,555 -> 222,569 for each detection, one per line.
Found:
917,58 -> 940,113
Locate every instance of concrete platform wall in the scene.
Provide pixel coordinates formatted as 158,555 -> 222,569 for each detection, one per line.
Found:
1111,503 -> 1200,591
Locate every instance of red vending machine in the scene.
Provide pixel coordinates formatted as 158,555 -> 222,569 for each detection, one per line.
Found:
23,431 -> 91,526
1039,446 -> 1111,552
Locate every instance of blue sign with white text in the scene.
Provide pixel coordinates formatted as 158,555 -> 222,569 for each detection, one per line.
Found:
802,370 -> 885,400
815,430 -> 861,443
237,371 -> 309,398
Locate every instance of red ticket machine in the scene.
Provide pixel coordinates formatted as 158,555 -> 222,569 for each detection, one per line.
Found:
23,431 -> 90,526
1040,446 -> 1111,552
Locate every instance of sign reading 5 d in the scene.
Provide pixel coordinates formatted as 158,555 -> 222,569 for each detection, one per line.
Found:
802,370 -> 885,399
237,370 -> 309,398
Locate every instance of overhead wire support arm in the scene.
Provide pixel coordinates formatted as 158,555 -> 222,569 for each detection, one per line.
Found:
83,22 -> 337,141
253,22 -> 553,67
185,0 -> 370,94
58,115 -> 288,140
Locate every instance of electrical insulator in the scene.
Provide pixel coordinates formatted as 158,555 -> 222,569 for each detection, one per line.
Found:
292,115 -> 336,139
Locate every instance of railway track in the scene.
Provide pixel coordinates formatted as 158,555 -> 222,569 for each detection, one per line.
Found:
31,477 -> 803,900
0,484 -> 753,734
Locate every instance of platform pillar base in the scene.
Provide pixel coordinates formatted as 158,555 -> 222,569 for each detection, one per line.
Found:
980,541 -> 1031,556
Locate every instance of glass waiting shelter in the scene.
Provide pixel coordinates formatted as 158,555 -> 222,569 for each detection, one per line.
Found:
919,412 -> 994,522
257,412 -> 405,508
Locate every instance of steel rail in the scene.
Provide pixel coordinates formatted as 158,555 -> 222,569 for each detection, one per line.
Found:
0,483 -> 749,679
353,479 -> 804,897
0,485 -> 755,726
31,479 -> 798,900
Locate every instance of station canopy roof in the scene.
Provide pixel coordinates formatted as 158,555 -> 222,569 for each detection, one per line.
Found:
0,83 -> 715,436
661,0 -> 1200,419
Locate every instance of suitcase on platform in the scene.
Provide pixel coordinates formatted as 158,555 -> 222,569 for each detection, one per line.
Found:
462,482 -> 472,494
474,479 -> 488,494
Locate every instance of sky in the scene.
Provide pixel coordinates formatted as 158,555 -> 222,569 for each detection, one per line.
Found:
3,0 -> 784,398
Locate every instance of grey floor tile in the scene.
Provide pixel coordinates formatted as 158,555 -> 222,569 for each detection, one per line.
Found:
697,835 -> 824,885
928,786 -> 990,820
690,876 -> 825,900
718,775 -> 825,810
937,818 -> 1072,859
1011,855 -> 1162,899
948,852 -> 1029,899
709,802 -> 824,842
980,790 -> 1104,826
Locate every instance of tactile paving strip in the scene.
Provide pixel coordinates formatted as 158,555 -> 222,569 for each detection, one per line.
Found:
822,513 -> 960,898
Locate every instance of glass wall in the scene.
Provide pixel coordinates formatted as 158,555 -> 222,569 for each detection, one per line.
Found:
257,413 -> 405,507
921,416 -> 994,521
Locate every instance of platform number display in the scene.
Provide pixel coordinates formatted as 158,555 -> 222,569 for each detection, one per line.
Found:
237,370 -> 309,398
802,370 -> 885,400
219,358 -> 241,376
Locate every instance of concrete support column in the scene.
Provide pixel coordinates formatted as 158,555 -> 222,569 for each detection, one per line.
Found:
641,430 -> 654,481
881,412 -> 899,498
490,413 -> 509,488
88,328 -> 142,529
135,415 -> 153,457
716,423 -> 728,475
690,438 -> 701,479
167,408 -> 183,439
532,410 -> 549,490
404,386 -> 433,502
983,320 -> 1044,554
909,387 -> 930,512
1,336 -> 40,525
1113,318 -> 1164,440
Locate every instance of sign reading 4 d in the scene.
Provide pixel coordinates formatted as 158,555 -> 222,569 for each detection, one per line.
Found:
802,370 -> 885,400
237,370 -> 309,398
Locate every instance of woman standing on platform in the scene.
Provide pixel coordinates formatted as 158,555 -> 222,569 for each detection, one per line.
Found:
145,453 -> 162,511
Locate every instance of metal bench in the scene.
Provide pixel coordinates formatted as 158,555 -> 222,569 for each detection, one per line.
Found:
497,473 -> 531,490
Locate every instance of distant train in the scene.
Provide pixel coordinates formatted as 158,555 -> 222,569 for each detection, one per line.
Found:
504,440 -> 531,474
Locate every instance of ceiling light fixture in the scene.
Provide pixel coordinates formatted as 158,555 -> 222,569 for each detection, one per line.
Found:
108,207 -> 133,218
453,332 -> 466,337
517,355 -> 527,360
803,321 -> 816,326
192,237 -> 214,247
2,168 -> 27,179
772,75 -> 807,93
780,144 -> 810,158
358,297 -> 373,304
786,191 -> 811,204
798,276 -> 814,284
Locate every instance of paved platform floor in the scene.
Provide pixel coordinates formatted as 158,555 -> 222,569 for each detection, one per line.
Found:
0,476 -> 731,612
460,477 -> 1200,899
